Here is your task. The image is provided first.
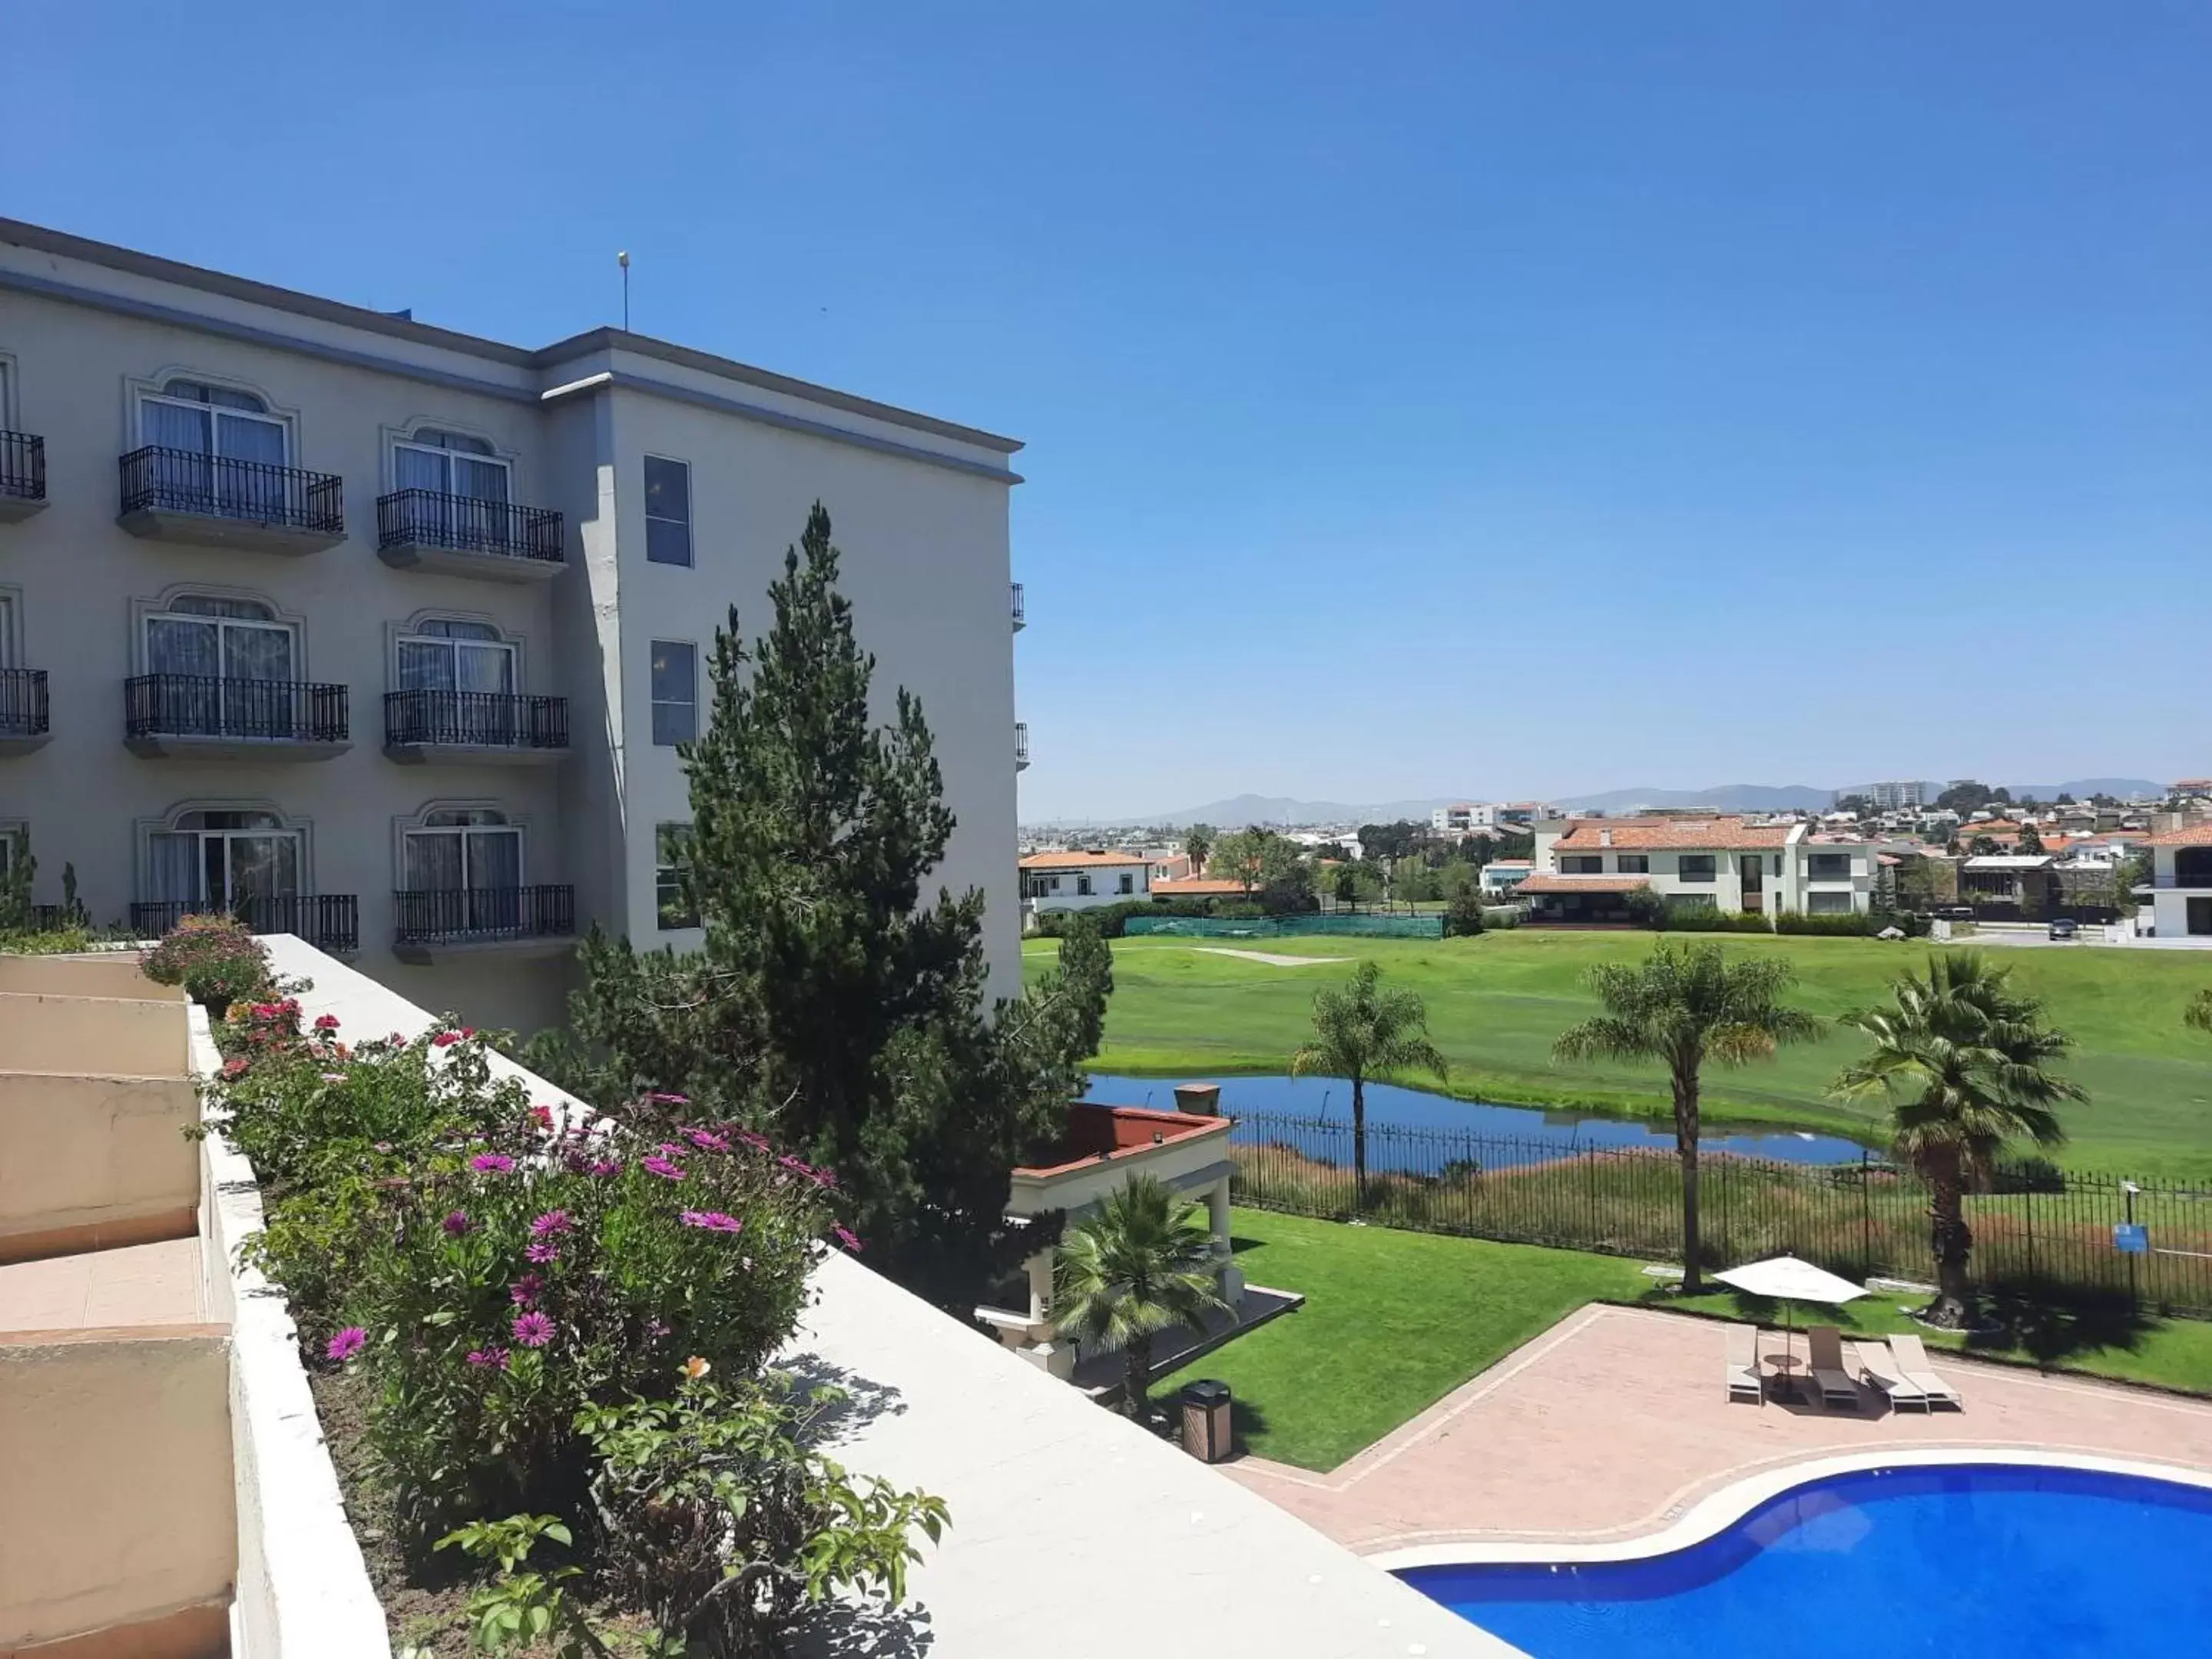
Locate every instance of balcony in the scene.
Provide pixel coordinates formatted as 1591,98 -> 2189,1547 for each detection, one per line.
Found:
392,884 -> 577,963
128,895 -> 360,955
0,667 -> 49,756
383,690 -> 570,766
0,431 -> 45,521
1011,581 -> 1026,632
118,446 -> 345,555
124,674 -> 350,761
1015,720 -> 1031,772
376,489 -> 565,582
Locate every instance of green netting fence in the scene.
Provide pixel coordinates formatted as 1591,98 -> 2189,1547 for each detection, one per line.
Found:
1123,912 -> 1445,939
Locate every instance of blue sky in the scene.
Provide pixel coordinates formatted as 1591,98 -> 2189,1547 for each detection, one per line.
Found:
15,5 -> 2208,820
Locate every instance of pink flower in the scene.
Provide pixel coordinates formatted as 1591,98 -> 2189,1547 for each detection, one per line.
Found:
684,1128 -> 729,1153
465,1347 -> 510,1370
833,1226 -> 863,1253
644,1091 -> 690,1105
733,1128 -> 770,1151
526,1105 -> 554,1129
469,1153 -> 515,1174
313,1013 -> 341,1032
590,1158 -> 623,1177
529,1210 -> 574,1237
525,1240 -> 561,1264
679,1210 -> 743,1233
442,1210 -> 473,1236
326,1326 -> 367,1362
641,1155 -> 685,1182
509,1273 -> 544,1306
387,1031 -> 409,1046
221,1056 -> 250,1078
512,1311 -> 555,1348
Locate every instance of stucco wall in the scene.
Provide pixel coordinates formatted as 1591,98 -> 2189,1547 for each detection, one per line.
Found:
0,1071 -> 197,1258
0,991 -> 190,1078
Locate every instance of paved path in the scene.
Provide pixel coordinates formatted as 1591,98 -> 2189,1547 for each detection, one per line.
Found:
1222,1303 -> 2212,1555
1190,947 -> 1351,968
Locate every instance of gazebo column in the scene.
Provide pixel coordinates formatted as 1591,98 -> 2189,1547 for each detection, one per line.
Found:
1207,1176 -> 1245,1304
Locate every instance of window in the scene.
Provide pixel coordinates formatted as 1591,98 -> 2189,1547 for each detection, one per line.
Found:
1807,852 -> 1852,879
1678,855 -> 1717,882
147,808 -> 300,907
1806,890 -> 1853,915
656,823 -> 697,929
143,594 -> 298,736
1665,892 -> 1716,912
397,618 -> 518,743
1077,873 -> 1094,896
644,456 -> 692,566
0,592 -> 15,669
1118,872 -> 1135,894
141,379 -> 289,517
1617,855 -> 1649,873
393,427 -> 508,502
651,640 -> 696,745
1561,855 -> 1603,874
403,806 -> 522,892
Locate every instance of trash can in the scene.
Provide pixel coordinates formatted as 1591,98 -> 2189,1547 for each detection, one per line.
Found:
1180,1379 -> 1233,1463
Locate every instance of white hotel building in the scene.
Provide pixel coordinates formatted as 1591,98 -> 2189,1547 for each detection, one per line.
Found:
0,218 -> 1025,1033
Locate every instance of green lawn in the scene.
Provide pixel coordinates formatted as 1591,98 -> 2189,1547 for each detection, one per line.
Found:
1032,930 -> 2212,1176
1156,1209 -> 2212,1472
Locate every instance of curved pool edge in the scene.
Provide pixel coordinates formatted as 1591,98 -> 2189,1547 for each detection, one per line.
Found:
1369,1447 -> 2212,1575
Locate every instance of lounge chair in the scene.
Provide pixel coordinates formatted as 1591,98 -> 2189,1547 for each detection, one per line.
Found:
1887,1333 -> 1964,1409
1725,1323 -> 1763,1404
1805,1326 -> 1862,1411
1853,1339 -> 1933,1412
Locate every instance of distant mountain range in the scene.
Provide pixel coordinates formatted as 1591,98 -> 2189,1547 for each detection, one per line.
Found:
1038,777 -> 2170,830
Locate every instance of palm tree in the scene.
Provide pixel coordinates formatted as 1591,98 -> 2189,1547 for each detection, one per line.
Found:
1051,1175 -> 1230,1422
1290,961 -> 1447,1210
1552,942 -> 1820,1293
1833,951 -> 2084,1327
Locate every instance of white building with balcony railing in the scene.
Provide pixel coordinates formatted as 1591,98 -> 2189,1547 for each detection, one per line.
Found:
1522,817 -> 1878,922
1018,849 -> 1146,913
2145,825 -> 2212,938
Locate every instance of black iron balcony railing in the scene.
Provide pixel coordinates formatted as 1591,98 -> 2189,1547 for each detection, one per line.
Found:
377,489 -> 564,565
120,446 -> 345,535
394,884 -> 575,945
1,431 -> 45,503
1011,581 -> 1026,631
130,894 -> 360,954
125,674 -> 349,743
384,690 -> 569,750
0,668 -> 48,736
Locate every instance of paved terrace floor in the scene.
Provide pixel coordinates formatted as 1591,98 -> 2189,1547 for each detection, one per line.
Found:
1224,1303 -> 2212,1555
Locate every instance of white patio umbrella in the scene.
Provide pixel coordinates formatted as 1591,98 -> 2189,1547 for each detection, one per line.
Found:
1713,1255 -> 1866,1397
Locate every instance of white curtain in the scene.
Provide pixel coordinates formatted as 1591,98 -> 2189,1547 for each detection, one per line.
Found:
467,829 -> 522,889
227,835 -> 299,903
222,624 -> 294,682
453,454 -> 509,504
403,833 -> 463,891
457,643 -> 514,694
393,445 -> 449,493
398,640 -> 455,692
146,833 -> 202,903
144,400 -> 210,454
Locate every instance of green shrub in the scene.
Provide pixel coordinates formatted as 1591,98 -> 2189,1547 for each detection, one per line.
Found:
1653,908 -> 1773,934
143,915 -> 272,1013
1445,889 -> 1486,937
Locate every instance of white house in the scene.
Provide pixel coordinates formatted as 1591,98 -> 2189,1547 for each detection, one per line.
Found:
2145,824 -> 2212,938
1019,849 -> 1148,912
1522,816 -> 1879,922
1479,857 -> 1533,896
1431,802 -> 1495,836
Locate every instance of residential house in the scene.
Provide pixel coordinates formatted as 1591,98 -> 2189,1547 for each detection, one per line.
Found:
1020,849 -> 1147,912
1522,816 -> 1878,922
1430,802 -> 1494,836
2146,824 -> 2212,939
0,217 -> 1025,1032
1479,857 -> 1533,896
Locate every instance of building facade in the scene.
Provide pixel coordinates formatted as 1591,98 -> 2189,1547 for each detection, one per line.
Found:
1019,850 -> 1150,913
1522,817 -> 1878,922
2146,826 -> 2212,938
0,218 -> 1024,1033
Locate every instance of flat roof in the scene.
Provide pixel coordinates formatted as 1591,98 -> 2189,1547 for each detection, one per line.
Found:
0,216 -> 1022,455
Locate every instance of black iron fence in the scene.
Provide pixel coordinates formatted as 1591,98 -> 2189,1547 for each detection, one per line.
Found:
393,884 -> 575,945
0,668 -> 48,736
376,489 -> 564,565
125,674 -> 349,743
1,430 -> 45,503
384,689 -> 569,751
1229,1110 -> 2212,1317
131,895 -> 360,954
120,445 -> 344,535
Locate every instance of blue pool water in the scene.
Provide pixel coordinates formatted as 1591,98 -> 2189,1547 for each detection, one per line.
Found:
1081,1073 -> 1874,1167
1400,1464 -> 2212,1657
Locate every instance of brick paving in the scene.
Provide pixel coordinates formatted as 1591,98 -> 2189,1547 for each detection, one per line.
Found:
1223,1303 -> 2212,1554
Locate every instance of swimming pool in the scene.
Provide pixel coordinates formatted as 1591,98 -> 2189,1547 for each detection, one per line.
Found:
1398,1462 -> 2212,1657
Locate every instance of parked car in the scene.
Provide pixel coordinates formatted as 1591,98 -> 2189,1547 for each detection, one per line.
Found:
2048,917 -> 2079,941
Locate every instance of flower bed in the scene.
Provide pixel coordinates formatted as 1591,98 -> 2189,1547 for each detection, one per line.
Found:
206,983 -> 944,1656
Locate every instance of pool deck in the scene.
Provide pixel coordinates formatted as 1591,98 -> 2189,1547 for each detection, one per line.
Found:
1223,1303 -> 2212,1555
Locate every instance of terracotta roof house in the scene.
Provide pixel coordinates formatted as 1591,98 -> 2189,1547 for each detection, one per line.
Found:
2146,825 -> 2212,939
1525,816 -> 1879,924
1018,849 -> 1149,912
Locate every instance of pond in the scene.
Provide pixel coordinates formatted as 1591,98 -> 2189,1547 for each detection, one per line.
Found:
1080,1073 -> 1876,1168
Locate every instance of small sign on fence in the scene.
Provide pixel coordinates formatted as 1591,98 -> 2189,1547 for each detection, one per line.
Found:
2114,1222 -> 2150,1256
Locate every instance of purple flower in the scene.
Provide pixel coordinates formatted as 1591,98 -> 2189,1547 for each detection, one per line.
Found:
589,1158 -> 623,1177
529,1210 -> 574,1237
469,1153 -> 515,1175
684,1128 -> 729,1153
512,1310 -> 555,1348
833,1226 -> 863,1254
733,1128 -> 771,1151
525,1240 -> 561,1264
442,1210 -> 473,1237
510,1273 -> 544,1306
326,1326 -> 367,1362
465,1346 -> 510,1370
641,1155 -> 686,1182
679,1209 -> 743,1233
